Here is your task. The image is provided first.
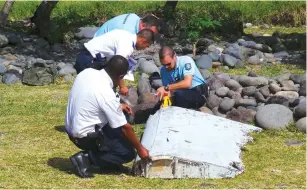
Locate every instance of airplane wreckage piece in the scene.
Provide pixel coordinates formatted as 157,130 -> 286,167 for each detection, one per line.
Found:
132,106 -> 262,179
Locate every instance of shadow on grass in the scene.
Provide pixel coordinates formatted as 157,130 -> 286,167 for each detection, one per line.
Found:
54,125 -> 66,133
47,157 -> 74,174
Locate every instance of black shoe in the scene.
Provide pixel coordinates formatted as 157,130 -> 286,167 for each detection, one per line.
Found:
70,151 -> 94,178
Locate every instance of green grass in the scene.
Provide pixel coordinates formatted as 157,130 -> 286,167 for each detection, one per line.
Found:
0,65 -> 306,188
244,26 -> 306,35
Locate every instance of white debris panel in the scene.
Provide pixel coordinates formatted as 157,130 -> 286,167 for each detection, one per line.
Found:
133,106 -> 262,179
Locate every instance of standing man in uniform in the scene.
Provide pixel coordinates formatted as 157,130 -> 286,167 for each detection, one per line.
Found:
94,13 -> 160,37
155,46 -> 209,110
74,29 -> 155,95
66,55 -> 150,178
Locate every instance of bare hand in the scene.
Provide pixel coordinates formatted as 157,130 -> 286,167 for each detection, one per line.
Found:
137,146 -> 151,160
120,86 -> 129,96
155,86 -> 167,101
121,103 -> 133,115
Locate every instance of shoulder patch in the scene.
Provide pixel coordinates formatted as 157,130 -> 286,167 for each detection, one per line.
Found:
185,63 -> 191,70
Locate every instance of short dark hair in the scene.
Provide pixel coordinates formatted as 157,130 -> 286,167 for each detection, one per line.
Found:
159,46 -> 175,59
141,15 -> 161,29
137,29 -> 155,45
106,55 -> 129,77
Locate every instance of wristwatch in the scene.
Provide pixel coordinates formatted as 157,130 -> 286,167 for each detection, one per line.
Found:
164,85 -> 169,91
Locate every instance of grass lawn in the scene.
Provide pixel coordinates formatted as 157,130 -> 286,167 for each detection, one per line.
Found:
0,63 -> 306,188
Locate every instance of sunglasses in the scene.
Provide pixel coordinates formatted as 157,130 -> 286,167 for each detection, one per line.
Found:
162,62 -> 172,67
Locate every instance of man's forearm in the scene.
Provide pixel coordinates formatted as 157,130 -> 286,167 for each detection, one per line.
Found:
169,80 -> 191,91
119,79 -> 126,88
121,124 -> 143,150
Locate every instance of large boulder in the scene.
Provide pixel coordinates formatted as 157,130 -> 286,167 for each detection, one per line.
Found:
295,117 -> 306,133
238,76 -> 268,87
196,55 -> 213,69
293,100 -> 306,120
256,104 -> 294,130
226,109 -> 256,124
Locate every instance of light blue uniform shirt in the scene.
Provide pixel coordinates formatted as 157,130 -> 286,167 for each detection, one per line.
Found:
160,56 -> 206,89
94,13 -> 140,38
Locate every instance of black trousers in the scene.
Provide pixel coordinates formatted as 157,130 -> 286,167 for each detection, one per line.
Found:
68,124 -> 136,167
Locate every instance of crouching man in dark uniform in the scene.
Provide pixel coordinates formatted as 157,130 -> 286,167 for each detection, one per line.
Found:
155,46 -> 209,110
65,55 -> 150,178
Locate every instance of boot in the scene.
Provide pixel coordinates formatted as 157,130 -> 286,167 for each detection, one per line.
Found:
70,151 -> 94,178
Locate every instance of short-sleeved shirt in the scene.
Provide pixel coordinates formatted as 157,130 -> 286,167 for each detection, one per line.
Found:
94,13 -> 140,38
160,56 -> 206,89
84,29 -> 137,81
65,68 -> 127,138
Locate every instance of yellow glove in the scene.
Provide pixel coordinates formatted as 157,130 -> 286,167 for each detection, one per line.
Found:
161,96 -> 172,108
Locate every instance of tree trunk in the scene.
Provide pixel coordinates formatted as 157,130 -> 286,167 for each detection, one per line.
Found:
32,0 -> 58,38
163,1 -> 178,20
0,0 -> 15,26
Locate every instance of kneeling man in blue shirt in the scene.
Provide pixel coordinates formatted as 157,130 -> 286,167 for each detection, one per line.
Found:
155,46 -> 209,110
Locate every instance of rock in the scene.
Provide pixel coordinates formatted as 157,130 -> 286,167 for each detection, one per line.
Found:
208,52 -> 220,61
222,54 -> 237,67
199,106 -> 213,115
272,43 -> 287,52
207,77 -> 225,91
245,23 -> 253,28
275,91 -> 299,99
266,96 -> 289,107
9,61 -> 26,69
0,35 -> 9,48
239,41 -> 257,48
246,106 -> 257,111
238,76 -> 268,87
269,83 -> 281,93
299,80 -> 306,96
199,69 -> 211,79
216,87 -> 229,97
58,65 -> 77,76
272,73 -> 291,83
219,99 -> 235,113
57,62 -> 66,70
293,100 -> 306,119
63,74 -> 72,83
274,51 -> 290,59
295,117 -> 306,133
8,65 -> 22,74
288,98 -> 302,108
242,86 -> 257,96
236,99 -> 257,107
285,139 -> 304,146
150,79 -> 163,90
137,93 -> 159,104
138,59 -> 159,73
0,63 -> 7,75
152,52 -> 162,67
35,38 -> 49,48
137,74 -> 151,96
247,71 -> 258,77
130,103 -> 156,124
236,60 -> 244,68
223,66 -> 229,70
2,54 -> 17,61
259,85 -> 271,97
196,55 -> 213,69
254,92 -> 266,103
224,48 -> 243,60
252,32 -> 262,38
280,80 -> 296,91
212,62 -> 222,68
226,109 -> 256,124
212,107 -> 225,118
74,27 -> 99,39
261,24 -> 270,29
255,44 -> 272,53
121,87 -> 138,106
290,74 -> 306,84
206,94 -> 223,109
248,55 -> 261,65
227,90 -> 236,98
214,72 -> 230,80
225,79 -> 241,91
207,44 -> 219,52
256,104 -> 294,130
2,70 -> 21,84
241,47 -> 256,59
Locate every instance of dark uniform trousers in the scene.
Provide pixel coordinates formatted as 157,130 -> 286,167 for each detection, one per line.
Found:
74,49 -> 107,74
172,83 -> 209,109
68,123 -> 136,167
